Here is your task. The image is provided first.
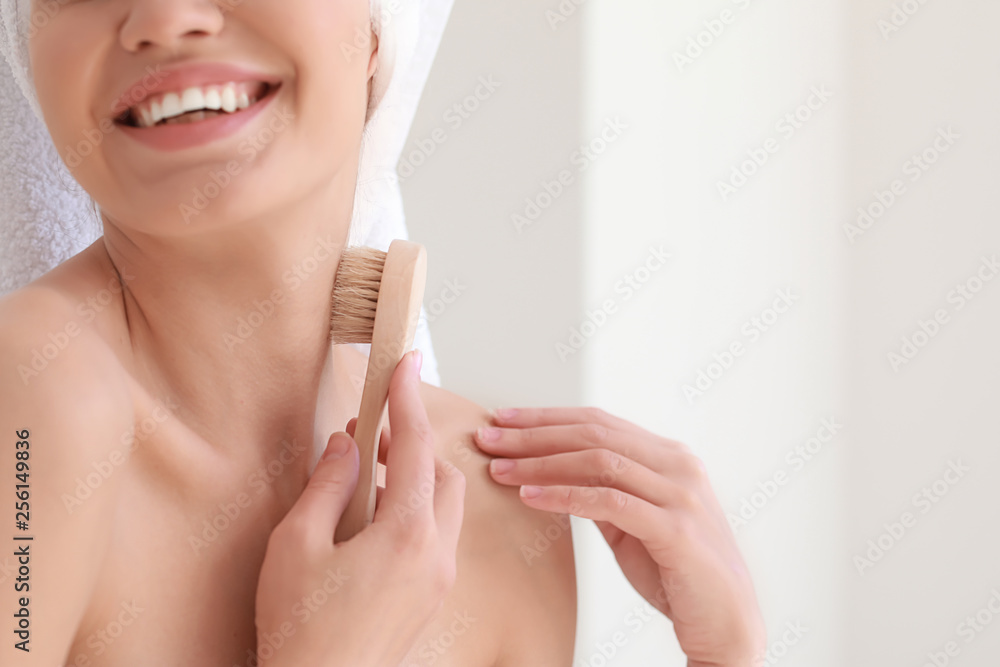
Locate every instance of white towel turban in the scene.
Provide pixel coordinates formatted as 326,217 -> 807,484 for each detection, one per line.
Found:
0,0 -> 452,386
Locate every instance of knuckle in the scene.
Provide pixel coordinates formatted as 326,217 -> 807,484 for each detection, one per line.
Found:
582,422 -> 610,445
432,557 -> 458,594
408,421 -> 436,447
677,451 -> 707,482
309,475 -> 348,496
583,406 -> 608,424
672,439 -> 694,456
609,487 -> 630,513
592,447 -> 624,473
674,486 -> 700,512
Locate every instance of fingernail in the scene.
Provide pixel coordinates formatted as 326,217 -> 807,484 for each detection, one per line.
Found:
323,432 -> 351,461
520,485 -> 543,499
490,458 -> 514,474
493,408 -> 518,420
412,348 -> 423,373
476,426 -> 500,443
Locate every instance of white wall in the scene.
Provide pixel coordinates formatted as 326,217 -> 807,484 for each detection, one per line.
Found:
581,0 -> 847,664
406,1 -> 1000,665
844,1 -> 1000,665
402,0 -> 585,409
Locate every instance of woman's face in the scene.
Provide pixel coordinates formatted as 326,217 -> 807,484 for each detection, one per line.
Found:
28,0 -> 377,233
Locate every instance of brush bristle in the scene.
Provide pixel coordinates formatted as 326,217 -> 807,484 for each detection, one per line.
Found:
330,246 -> 386,344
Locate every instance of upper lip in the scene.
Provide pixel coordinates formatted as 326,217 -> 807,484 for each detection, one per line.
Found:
109,61 -> 283,121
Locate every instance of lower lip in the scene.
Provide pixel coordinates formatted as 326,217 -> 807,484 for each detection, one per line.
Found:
116,84 -> 282,152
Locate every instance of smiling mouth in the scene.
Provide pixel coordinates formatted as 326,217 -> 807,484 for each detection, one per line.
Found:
115,81 -> 281,128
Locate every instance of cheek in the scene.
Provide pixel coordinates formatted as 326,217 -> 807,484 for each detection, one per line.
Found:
264,1 -> 374,148
29,13 -> 111,171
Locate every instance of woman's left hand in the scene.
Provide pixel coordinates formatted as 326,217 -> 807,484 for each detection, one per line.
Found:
476,406 -> 766,667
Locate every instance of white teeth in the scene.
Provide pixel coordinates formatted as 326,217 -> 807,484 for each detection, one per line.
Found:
151,99 -> 163,125
221,85 -> 237,113
204,88 -> 222,111
130,81 -> 267,127
181,87 -> 206,113
160,92 -> 183,119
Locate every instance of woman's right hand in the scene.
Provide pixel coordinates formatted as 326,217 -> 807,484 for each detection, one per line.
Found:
254,349 -> 466,667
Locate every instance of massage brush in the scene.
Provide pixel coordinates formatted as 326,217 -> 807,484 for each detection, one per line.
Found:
329,239 -> 428,543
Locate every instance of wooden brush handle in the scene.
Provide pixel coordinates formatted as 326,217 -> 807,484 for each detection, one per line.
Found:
334,240 -> 428,543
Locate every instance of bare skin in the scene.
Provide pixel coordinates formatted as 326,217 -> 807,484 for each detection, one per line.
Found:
1,0 -> 764,664
0,241 -> 577,666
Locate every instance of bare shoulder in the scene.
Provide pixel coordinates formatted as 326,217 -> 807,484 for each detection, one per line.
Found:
0,261 -> 133,664
419,382 -> 578,665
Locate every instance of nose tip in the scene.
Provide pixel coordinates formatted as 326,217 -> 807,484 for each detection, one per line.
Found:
119,3 -> 225,54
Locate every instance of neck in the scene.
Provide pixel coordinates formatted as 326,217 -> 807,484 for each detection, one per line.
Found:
101,178 -> 355,457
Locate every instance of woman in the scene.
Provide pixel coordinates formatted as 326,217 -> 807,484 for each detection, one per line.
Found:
0,0 -> 765,665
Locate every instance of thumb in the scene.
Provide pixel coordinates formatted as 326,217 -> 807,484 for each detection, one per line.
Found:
288,432 -> 359,539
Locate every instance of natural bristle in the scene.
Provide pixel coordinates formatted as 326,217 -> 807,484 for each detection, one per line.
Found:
330,246 -> 386,344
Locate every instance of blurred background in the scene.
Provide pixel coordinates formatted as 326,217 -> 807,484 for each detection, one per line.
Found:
403,0 -> 1000,665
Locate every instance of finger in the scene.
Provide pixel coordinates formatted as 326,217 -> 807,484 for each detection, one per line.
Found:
475,422 -> 663,472
489,406 -> 637,431
517,484 -> 675,551
286,432 -> 359,546
376,350 -> 437,526
487,449 -> 683,508
433,457 -> 466,554
347,417 -> 391,465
